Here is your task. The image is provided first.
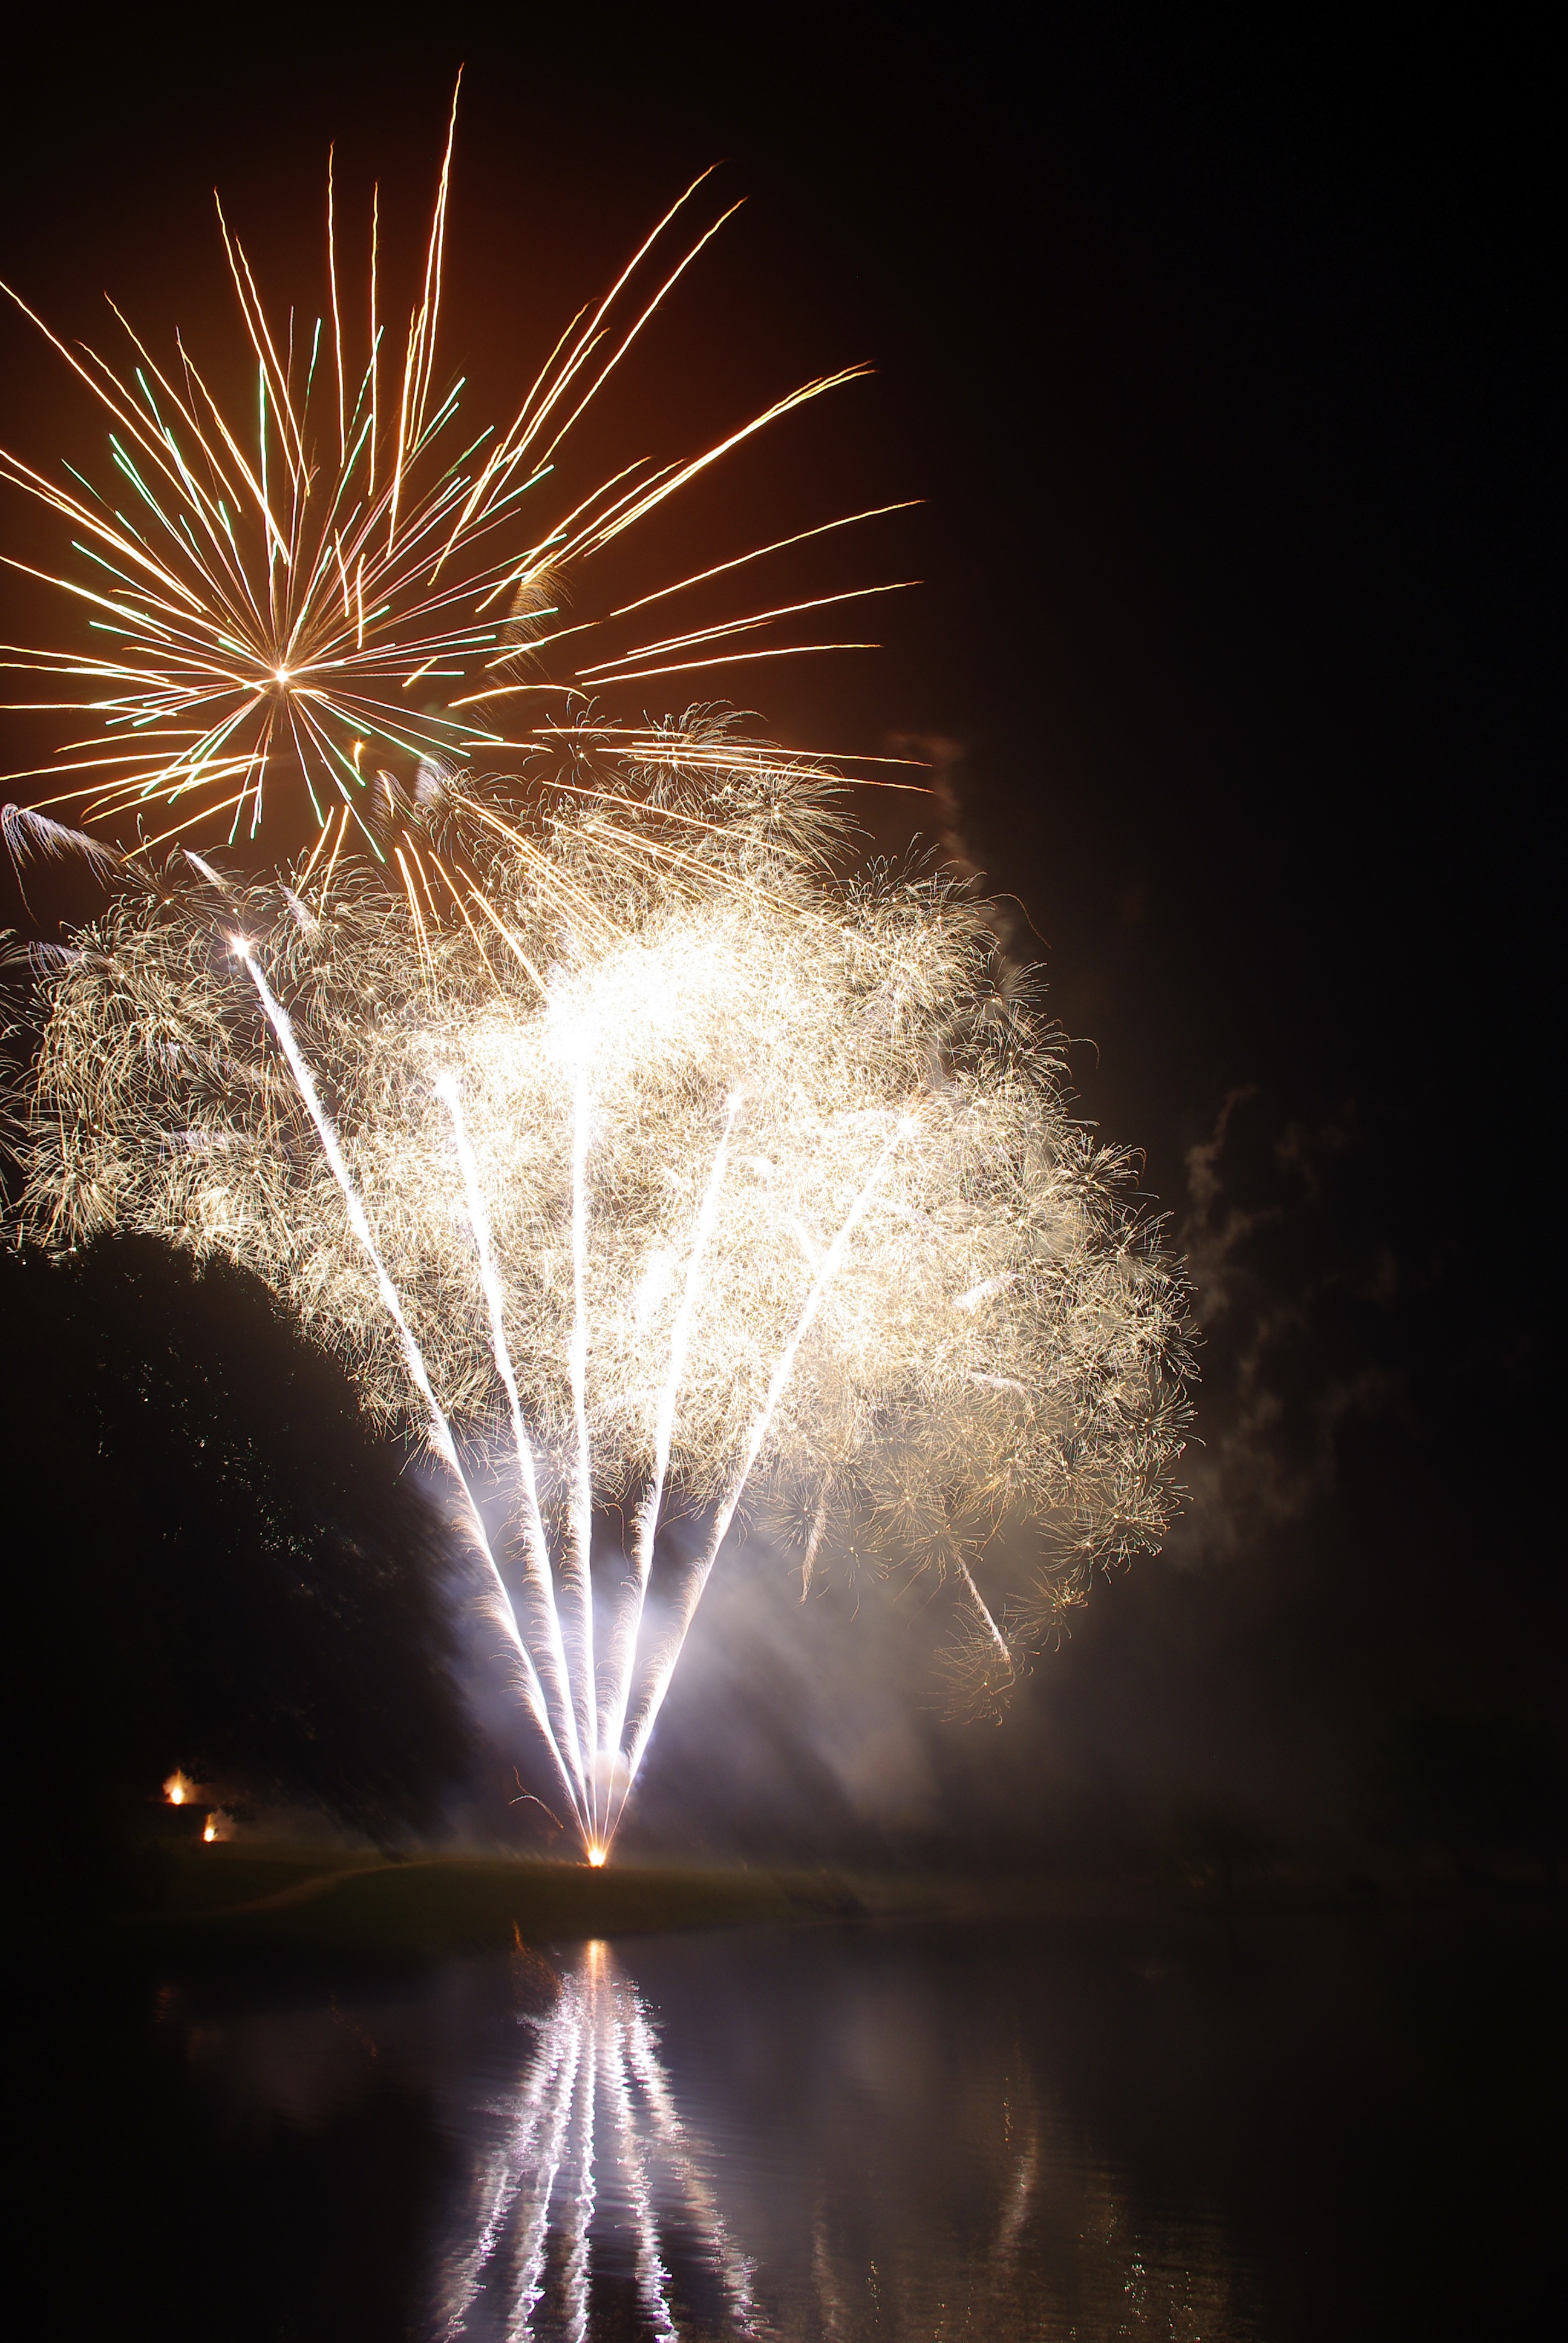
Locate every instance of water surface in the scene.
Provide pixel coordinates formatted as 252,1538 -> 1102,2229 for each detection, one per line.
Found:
24,1907 -> 1560,2338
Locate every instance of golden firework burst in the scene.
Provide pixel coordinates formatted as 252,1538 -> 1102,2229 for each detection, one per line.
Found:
15,733 -> 1191,1850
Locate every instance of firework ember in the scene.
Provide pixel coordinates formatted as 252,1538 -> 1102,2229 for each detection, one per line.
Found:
13,727 -> 1190,1854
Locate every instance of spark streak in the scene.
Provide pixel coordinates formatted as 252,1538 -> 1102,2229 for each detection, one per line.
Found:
616,1109 -> 913,1823
238,944 -> 584,1827
601,1092 -> 740,1785
439,1071 -> 587,1809
567,1061 -> 600,1817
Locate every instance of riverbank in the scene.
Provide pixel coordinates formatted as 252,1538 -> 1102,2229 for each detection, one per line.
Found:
94,1840 -> 1219,1962
107,1842 -> 881,1960
33,1837 -> 1560,1970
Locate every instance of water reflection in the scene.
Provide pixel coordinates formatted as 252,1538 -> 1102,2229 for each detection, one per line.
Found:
172,1926 -> 1258,2338
437,1935 -> 1258,2338
105,1912 -> 1559,2339
439,1940 -> 760,2341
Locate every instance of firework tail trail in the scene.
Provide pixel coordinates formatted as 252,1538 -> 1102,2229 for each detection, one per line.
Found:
799,1484 -> 829,1598
564,1061 -> 603,1831
437,1070 -> 589,1812
953,1554 -> 1012,1668
598,1090 -> 743,1787
237,945 -> 587,1833
610,1110 -> 914,1841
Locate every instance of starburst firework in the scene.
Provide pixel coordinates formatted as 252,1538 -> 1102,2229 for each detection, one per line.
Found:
0,82 -> 911,862
13,726 -> 1191,1850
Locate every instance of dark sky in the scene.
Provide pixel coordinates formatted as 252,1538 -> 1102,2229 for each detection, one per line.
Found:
1,12 -> 1555,1852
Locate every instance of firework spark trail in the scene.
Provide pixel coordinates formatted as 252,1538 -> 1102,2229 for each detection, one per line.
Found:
613,1110 -> 913,1827
953,1553 -> 1011,1666
437,1070 -> 587,1810
798,1486 -> 829,1598
238,945 -> 584,1825
599,1089 -> 742,1783
566,1061 -> 602,1833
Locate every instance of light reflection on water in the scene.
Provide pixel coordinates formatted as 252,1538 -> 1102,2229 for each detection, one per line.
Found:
437,1939 -> 760,2341
179,1923 -> 1271,2339
25,1906 -> 1561,2336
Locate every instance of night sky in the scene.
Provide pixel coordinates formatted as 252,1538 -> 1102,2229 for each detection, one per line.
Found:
1,15 -> 1555,1859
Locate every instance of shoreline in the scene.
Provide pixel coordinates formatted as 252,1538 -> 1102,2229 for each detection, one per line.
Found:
30,1839 -> 1553,1970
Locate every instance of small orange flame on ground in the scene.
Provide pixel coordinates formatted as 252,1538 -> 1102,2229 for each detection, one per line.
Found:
202,1811 -> 232,1844
163,1771 -> 196,1806
587,1845 -> 607,1867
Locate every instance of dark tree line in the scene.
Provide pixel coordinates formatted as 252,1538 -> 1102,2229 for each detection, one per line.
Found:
1,1236 -> 474,1899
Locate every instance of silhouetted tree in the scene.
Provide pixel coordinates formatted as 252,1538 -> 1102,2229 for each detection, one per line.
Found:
1,1237 -> 474,1900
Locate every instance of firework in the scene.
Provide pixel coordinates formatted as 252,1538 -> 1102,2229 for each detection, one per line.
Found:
13,726 -> 1190,1852
0,84 -> 913,860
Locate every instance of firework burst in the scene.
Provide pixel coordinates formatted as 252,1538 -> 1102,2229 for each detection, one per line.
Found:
13,725 -> 1191,1851
0,82 -> 912,862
